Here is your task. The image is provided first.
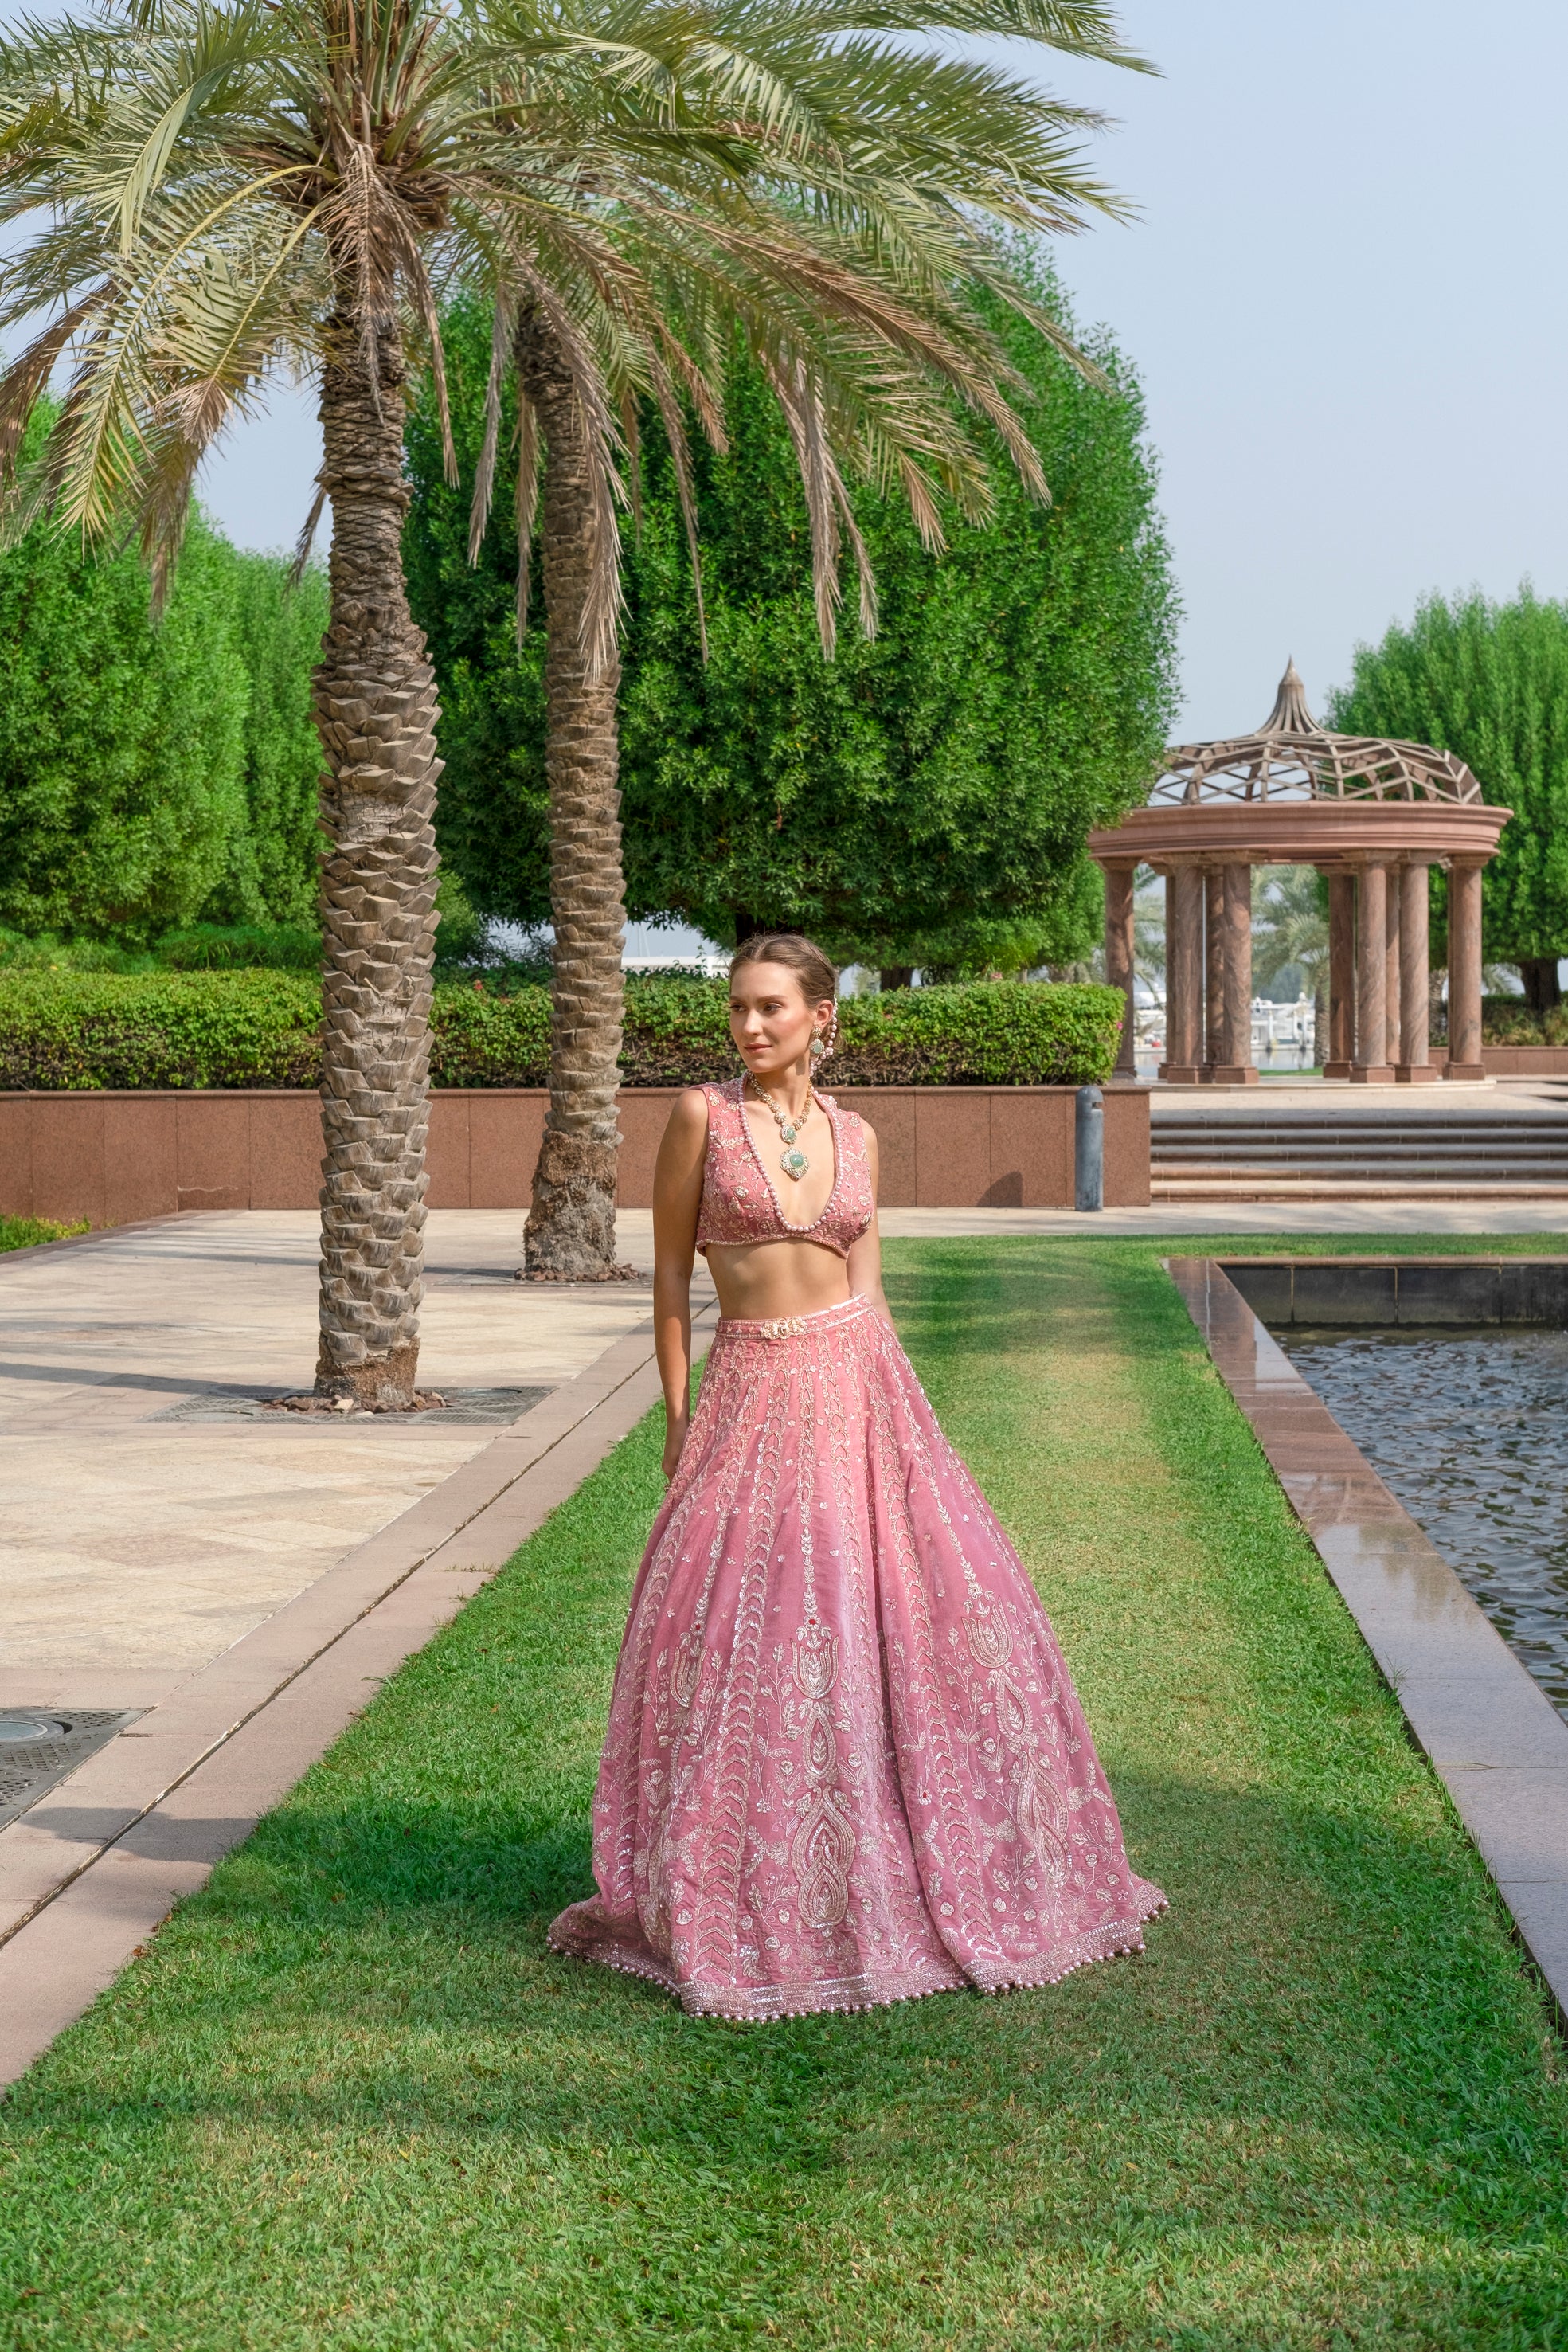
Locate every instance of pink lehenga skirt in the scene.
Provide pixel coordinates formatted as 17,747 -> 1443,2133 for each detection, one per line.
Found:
549,1295 -> 1165,2021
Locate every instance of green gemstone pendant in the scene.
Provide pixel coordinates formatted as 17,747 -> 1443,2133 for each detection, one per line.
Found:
780,1145 -> 811,1180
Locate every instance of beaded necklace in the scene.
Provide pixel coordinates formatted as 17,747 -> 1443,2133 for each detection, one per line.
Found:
746,1070 -> 816,1180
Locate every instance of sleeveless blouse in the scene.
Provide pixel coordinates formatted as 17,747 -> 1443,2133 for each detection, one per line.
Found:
694,1078 -> 874,1261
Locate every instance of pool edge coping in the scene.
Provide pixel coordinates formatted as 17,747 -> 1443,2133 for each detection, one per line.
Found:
1167,1254 -> 1568,2033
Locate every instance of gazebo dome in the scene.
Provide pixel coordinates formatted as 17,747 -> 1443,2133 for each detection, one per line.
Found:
1153,662 -> 1483,806
1086,659 -> 1511,1091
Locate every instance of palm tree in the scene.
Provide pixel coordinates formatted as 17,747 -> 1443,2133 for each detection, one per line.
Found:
0,0 -> 1148,1356
1252,866 -> 1328,1057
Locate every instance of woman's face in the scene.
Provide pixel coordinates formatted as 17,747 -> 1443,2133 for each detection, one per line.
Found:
728,963 -> 832,1082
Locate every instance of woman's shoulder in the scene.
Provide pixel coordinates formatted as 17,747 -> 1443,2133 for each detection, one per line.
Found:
668,1084 -> 718,1125
661,1084 -> 718,1143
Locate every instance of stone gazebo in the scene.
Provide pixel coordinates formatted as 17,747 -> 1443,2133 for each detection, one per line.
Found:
1087,664 -> 1511,1086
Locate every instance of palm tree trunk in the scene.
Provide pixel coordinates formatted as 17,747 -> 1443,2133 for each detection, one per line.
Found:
311,305 -> 441,1404
516,307 -> 628,1279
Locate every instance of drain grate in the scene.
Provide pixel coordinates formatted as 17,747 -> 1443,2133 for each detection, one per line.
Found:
0,1710 -> 144,1833
155,1386 -> 553,1426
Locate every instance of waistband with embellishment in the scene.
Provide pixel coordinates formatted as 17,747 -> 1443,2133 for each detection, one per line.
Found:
715,1295 -> 877,1342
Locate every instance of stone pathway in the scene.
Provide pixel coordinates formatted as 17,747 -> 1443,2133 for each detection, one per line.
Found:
0,1210 -> 708,1707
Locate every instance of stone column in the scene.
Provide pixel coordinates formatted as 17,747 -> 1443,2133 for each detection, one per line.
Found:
1325,870 -> 1356,1076
1396,862 -> 1437,1082
1159,865 -> 1204,1083
1351,863 -> 1393,1082
1203,868 -> 1224,1082
1384,861 -> 1403,1067
1446,861 -> 1487,1081
1102,862 -> 1137,1079
1211,860 -> 1258,1084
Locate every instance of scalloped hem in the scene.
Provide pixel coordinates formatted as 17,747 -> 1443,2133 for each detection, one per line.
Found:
547,1883 -> 1167,2024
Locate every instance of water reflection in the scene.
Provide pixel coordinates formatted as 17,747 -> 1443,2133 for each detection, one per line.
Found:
1281,1327 -> 1568,1715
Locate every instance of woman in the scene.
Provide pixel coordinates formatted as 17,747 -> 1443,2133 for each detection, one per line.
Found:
549,934 -> 1164,2020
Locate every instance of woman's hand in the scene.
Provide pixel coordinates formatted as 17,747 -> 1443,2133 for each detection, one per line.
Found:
663,1409 -> 689,1482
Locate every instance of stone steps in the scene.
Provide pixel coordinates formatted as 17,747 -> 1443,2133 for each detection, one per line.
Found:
1150,1109 -> 1568,1199
1154,1176 -> 1568,1200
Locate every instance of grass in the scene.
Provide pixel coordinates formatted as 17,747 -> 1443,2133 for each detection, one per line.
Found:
0,1216 -> 89,1253
2,1235 -> 1568,2349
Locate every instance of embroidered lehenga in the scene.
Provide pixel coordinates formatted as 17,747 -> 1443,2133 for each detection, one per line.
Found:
549,1080 -> 1165,2021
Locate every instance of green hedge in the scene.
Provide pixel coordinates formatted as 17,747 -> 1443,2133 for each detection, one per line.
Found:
0,1215 -> 89,1251
608,976 -> 1126,1086
1479,995 -> 1568,1048
0,972 -> 1124,1091
0,972 -> 324,1090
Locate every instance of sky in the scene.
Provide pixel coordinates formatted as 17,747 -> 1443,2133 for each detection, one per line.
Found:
186,0 -> 1568,749
1034,0 -> 1568,738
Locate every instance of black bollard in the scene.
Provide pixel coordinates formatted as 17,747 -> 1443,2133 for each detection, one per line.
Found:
1074,1085 -> 1104,1212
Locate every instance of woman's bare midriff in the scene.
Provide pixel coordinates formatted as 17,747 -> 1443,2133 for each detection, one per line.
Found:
704,1236 -> 855,1321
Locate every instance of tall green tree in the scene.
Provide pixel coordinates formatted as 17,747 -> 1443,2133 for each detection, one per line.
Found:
0,504 -> 249,943
213,554 -> 330,930
406,264 -> 1177,977
0,386 -> 328,944
1329,589 -> 1568,1010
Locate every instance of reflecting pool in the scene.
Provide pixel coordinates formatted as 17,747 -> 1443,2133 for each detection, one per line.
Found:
1280,1326 -> 1568,1716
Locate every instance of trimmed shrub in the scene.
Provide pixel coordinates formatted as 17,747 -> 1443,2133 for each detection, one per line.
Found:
429,981 -> 552,1086
1474,995 -> 1568,1048
0,973 -> 1124,1090
0,972 -> 323,1090
608,976 -> 1126,1087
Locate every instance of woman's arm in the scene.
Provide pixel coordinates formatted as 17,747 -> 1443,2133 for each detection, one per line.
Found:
652,1088 -> 709,1478
846,1121 -> 891,1323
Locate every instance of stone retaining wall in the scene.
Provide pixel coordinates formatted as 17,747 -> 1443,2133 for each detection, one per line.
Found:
1430,1045 -> 1568,1076
0,1085 -> 1151,1226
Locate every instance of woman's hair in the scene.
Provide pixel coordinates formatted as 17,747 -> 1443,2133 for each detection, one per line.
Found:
728,931 -> 838,1008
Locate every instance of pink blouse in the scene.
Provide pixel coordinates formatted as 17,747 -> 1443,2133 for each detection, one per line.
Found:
694,1078 -> 874,1261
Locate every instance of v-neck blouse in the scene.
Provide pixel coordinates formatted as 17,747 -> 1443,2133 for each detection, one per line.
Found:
694,1078 -> 874,1261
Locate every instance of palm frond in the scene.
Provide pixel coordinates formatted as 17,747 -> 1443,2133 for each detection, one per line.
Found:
467,284 -> 512,561
514,385 -> 539,643
0,285 -> 108,479
0,0 -> 1145,657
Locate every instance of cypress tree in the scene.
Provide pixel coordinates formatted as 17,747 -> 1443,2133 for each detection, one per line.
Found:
215,553 -> 330,929
0,391 -> 327,947
0,509 -> 249,942
1330,590 -> 1568,1008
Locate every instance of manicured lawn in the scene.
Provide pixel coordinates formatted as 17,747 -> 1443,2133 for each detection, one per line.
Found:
2,1235 -> 1567,2349
0,1216 -> 88,1253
